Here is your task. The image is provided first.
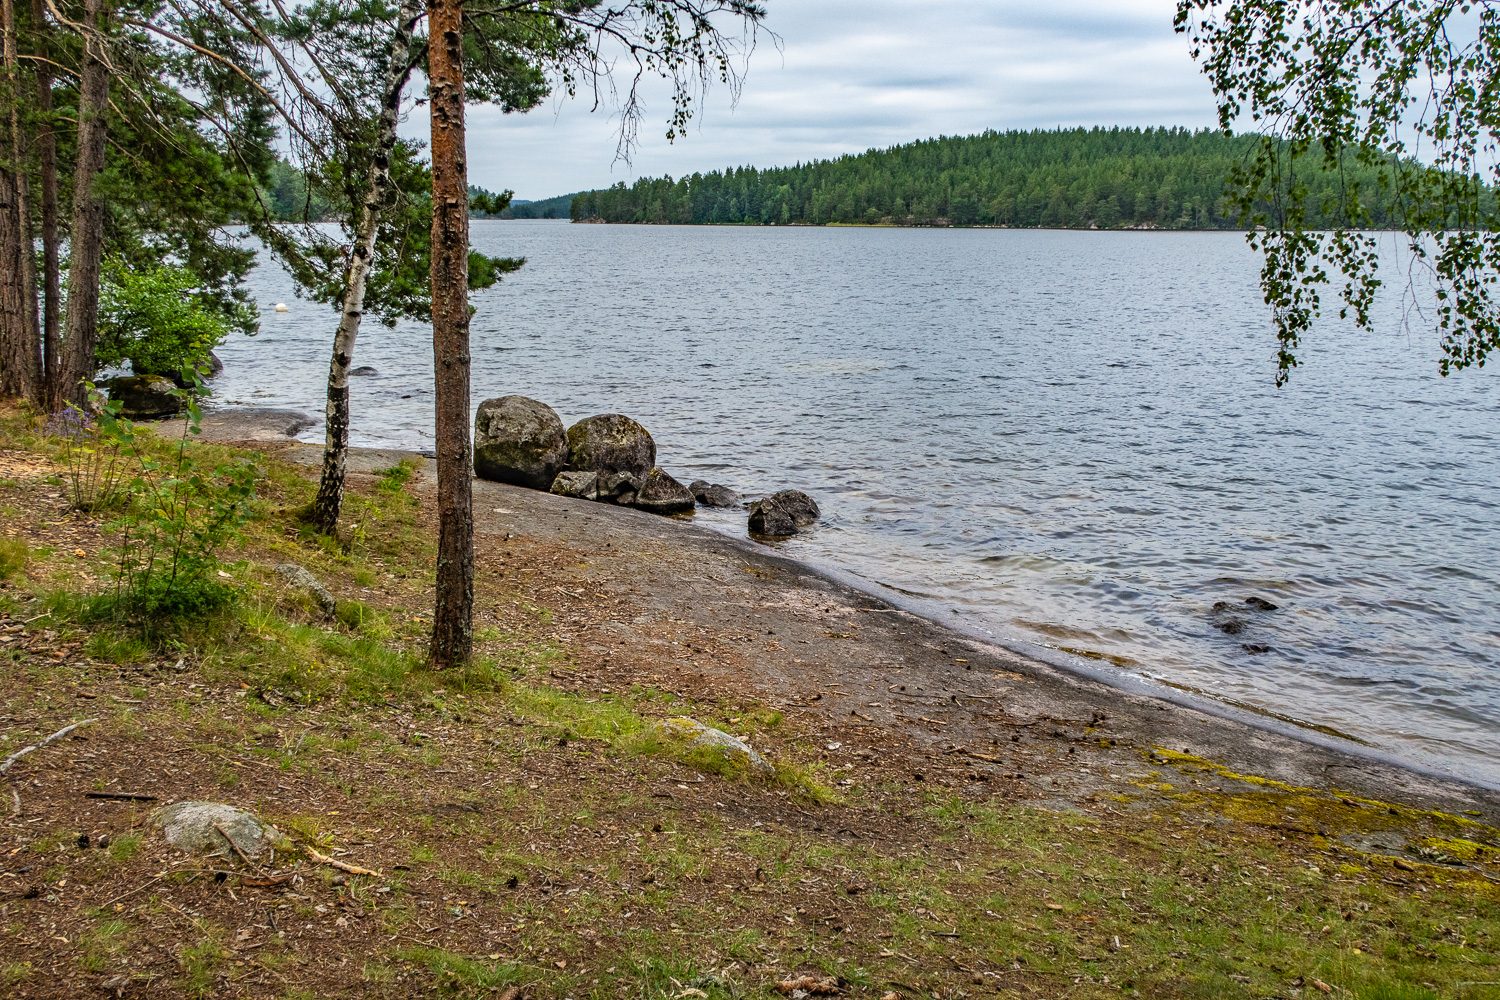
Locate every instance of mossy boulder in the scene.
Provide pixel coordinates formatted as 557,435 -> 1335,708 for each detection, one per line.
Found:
650,717 -> 773,777
566,414 -> 655,483
103,374 -> 182,419
474,395 -> 569,490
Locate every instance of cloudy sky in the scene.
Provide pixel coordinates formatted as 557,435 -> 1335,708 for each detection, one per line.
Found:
442,1 -> 1219,200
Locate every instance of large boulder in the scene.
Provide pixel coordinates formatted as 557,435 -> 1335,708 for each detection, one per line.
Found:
474,395 -> 568,490
689,480 -> 741,507
566,414 -> 655,484
104,375 -> 182,419
150,801 -> 289,862
633,467 -> 696,515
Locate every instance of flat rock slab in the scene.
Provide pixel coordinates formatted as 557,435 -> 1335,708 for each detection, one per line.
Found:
154,407 -> 316,442
151,801 -> 289,861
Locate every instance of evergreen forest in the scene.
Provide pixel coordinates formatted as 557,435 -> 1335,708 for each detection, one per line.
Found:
567,127 -> 1440,229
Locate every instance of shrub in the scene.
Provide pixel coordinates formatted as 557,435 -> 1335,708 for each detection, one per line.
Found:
45,397 -> 128,512
95,261 -> 245,378
93,373 -> 258,621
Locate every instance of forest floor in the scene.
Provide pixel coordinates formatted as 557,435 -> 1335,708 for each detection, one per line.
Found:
0,404 -> 1497,1000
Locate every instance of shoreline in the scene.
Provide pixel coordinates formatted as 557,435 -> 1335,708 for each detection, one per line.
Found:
188,408 -> 1496,806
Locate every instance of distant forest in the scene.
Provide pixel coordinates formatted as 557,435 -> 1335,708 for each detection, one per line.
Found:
500,192 -> 577,219
568,127 -> 1436,229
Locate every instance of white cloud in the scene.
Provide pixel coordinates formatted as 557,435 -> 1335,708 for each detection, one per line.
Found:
403,1 -> 1218,199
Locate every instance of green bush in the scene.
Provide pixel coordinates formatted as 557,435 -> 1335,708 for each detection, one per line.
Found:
92,375 -> 258,621
96,261 -> 244,378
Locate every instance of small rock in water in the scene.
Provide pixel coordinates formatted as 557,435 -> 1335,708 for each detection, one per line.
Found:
349,366 -> 378,377
1242,643 -> 1272,654
1216,618 -> 1246,635
749,498 -> 798,537
550,470 -> 599,500
1244,596 -> 1279,611
633,468 -> 696,515
689,480 -> 741,507
770,489 -> 820,526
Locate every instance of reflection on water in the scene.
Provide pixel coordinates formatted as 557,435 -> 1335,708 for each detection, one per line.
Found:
218,222 -> 1500,786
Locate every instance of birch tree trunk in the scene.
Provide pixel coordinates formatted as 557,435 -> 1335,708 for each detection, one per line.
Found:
57,0 -> 110,408
427,0 -> 472,670
310,0 -> 422,535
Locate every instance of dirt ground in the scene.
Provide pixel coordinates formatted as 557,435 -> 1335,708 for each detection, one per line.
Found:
0,428 -> 1497,1000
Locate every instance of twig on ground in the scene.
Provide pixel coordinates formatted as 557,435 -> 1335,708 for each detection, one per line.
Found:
84,791 -> 158,801
215,821 -> 260,869
0,718 -> 98,776
302,843 -> 381,877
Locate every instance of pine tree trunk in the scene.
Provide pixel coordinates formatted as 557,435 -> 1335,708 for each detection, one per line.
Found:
310,0 -> 422,536
427,0 -> 472,670
32,0 -> 58,402
0,0 -> 40,403
57,0 -> 109,409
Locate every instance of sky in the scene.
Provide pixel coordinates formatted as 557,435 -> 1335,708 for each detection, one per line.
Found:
418,1 -> 1221,200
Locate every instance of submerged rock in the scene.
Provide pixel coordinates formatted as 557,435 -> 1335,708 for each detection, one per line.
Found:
748,498 -> 797,537
104,375 -> 182,419
275,562 -> 336,617
474,395 -> 569,490
550,470 -> 599,500
151,801 -> 289,861
634,467 -> 696,515
566,414 -> 655,483
349,365 -> 378,377
689,480 -> 741,507
1244,596 -> 1279,612
651,717 -> 773,776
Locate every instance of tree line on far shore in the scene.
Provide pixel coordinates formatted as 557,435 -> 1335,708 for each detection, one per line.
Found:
568,126 -> 1478,229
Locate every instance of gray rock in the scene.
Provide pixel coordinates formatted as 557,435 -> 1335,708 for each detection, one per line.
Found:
104,375 -> 182,419
616,491 -> 637,506
634,467 -> 696,515
349,366 -> 378,377
474,395 -> 569,490
275,562 -> 335,616
598,470 -> 644,501
748,498 -> 797,537
566,414 -> 656,483
651,717 -> 774,776
689,480 -> 741,507
771,489 -> 820,526
150,801 -> 289,861
1244,596 -> 1279,611
550,470 -> 599,500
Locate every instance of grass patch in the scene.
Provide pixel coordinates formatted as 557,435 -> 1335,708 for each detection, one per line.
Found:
0,536 -> 27,580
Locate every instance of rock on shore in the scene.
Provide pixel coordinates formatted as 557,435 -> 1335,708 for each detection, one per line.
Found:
105,375 -> 182,419
566,414 -> 656,482
749,489 -> 821,537
689,480 -> 741,507
634,467 -> 695,515
474,395 -> 569,490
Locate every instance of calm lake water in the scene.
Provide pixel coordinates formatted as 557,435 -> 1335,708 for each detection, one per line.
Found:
219,222 -> 1500,787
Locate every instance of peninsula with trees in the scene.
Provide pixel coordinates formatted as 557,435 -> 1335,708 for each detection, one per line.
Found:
566,125 -> 1441,229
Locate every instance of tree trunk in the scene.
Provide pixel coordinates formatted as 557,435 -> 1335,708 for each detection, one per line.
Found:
427,0 -> 472,670
57,0 -> 109,409
32,0 -> 58,402
310,0 -> 422,536
0,0 -> 40,402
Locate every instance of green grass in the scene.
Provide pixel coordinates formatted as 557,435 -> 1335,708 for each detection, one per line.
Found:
0,536 -> 27,580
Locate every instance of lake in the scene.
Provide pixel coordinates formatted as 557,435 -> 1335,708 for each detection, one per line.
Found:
219,222 -> 1500,787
